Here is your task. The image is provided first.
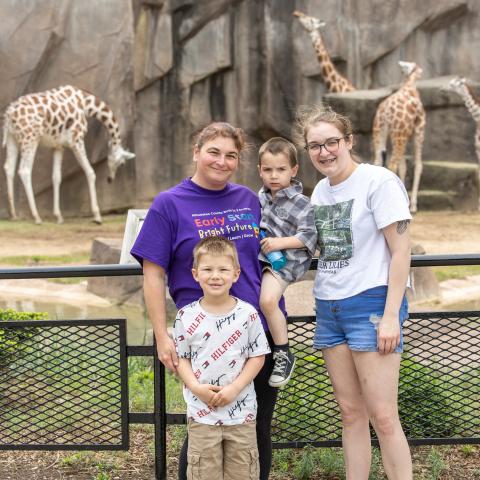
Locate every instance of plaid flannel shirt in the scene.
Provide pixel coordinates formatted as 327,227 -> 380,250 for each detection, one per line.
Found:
259,179 -> 317,283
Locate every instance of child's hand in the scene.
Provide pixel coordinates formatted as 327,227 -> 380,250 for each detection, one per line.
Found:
192,383 -> 222,407
260,237 -> 284,254
210,384 -> 241,407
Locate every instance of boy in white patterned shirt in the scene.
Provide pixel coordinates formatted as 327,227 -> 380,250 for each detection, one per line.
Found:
173,236 -> 270,480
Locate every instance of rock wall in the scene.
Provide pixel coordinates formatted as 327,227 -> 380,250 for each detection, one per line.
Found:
1,0 -> 479,219
134,0 -> 480,202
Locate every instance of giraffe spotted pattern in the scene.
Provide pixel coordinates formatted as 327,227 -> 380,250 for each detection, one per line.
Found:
2,85 -> 135,224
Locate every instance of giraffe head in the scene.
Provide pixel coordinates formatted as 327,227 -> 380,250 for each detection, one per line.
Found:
293,10 -> 326,32
398,61 -> 423,80
107,145 -> 135,183
448,76 -> 467,93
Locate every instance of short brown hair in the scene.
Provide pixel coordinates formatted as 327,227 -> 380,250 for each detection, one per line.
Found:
192,236 -> 240,269
258,137 -> 298,167
193,122 -> 247,153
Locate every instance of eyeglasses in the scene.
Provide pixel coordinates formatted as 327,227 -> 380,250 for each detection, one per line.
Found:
304,137 -> 346,154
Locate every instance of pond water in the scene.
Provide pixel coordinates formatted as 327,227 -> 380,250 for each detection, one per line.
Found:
0,297 -> 152,346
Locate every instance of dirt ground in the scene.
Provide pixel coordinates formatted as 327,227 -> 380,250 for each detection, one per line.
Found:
1,211 -> 479,260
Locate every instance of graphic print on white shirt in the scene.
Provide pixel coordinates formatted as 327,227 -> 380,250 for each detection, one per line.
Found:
173,298 -> 270,425
314,199 -> 354,262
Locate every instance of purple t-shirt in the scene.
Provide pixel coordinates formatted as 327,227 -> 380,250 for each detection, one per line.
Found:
131,178 -> 272,329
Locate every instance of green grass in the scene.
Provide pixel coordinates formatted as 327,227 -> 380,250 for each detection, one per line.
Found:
427,447 -> 447,480
0,253 -> 90,266
48,277 -> 86,284
433,265 -> 480,282
0,215 -> 126,233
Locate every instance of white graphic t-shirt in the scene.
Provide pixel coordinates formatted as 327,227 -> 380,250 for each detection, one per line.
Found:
173,298 -> 271,425
311,163 -> 411,300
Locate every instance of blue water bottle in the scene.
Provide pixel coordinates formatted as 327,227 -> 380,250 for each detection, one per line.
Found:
259,230 -> 287,271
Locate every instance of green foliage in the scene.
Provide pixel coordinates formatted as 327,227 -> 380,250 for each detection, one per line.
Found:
368,448 -> 382,480
128,357 -> 185,413
272,449 -> 294,474
273,351 -> 341,442
128,357 -> 155,412
398,358 -> 474,438
433,264 -> 480,282
0,308 -> 48,364
93,473 -> 111,480
293,445 -> 317,479
427,447 -> 447,480
0,254 -> 90,266
318,448 -> 345,476
460,444 -> 476,456
0,308 -> 48,322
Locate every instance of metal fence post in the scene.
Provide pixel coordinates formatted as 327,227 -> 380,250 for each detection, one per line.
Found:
153,338 -> 167,480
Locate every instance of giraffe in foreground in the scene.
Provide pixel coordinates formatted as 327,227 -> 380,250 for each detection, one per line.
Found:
447,76 -> 480,210
372,61 -> 426,213
293,10 -> 356,93
2,85 -> 135,224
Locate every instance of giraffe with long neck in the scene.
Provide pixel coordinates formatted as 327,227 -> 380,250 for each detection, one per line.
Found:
293,10 -> 356,93
448,76 -> 480,210
2,85 -> 135,224
372,61 -> 426,213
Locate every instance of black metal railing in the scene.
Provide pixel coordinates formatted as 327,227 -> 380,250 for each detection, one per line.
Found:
0,253 -> 479,479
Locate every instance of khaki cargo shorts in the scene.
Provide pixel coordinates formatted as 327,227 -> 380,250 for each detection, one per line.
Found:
187,419 -> 259,480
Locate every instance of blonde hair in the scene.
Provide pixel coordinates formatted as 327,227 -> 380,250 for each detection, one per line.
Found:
293,104 -> 354,147
192,236 -> 240,269
258,137 -> 298,167
193,122 -> 247,153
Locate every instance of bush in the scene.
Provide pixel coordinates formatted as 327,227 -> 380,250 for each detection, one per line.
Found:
0,308 -> 48,365
399,357 -> 474,438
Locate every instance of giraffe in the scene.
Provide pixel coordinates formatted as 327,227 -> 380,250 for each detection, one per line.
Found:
447,76 -> 480,210
2,85 -> 135,224
372,61 -> 426,213
293,10 -> 356,93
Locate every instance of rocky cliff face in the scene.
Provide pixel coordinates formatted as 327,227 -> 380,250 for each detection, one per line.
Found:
1,0 -> 479,219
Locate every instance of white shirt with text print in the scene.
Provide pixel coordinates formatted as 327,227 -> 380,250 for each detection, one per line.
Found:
173,298 -> 271,425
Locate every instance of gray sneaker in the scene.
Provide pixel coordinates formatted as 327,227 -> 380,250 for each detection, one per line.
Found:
269,349 -> 296,388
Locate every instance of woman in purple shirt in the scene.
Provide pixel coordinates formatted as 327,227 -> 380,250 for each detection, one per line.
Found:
131,122 -> 277,480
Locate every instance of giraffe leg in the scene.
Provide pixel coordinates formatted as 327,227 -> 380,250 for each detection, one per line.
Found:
18,146 -> 42,224
71,140 -> 102,224
410,126 -> 425,214
4,135 -> 19,220
475,129 -> 480,211
52,148 -> 64,224
372,113 -> 388,166
389,134 -> 407,180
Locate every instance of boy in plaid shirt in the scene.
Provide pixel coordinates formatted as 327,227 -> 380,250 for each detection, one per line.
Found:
257,137 -> 317,387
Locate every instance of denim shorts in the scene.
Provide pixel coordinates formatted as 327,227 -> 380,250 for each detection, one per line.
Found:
313,285 -> 409,353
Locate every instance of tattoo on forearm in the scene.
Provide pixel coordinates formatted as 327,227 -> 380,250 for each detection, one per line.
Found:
396,220 -> 410,234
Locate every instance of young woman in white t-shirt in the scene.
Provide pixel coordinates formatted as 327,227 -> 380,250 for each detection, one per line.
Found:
294,105 -> 413,480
